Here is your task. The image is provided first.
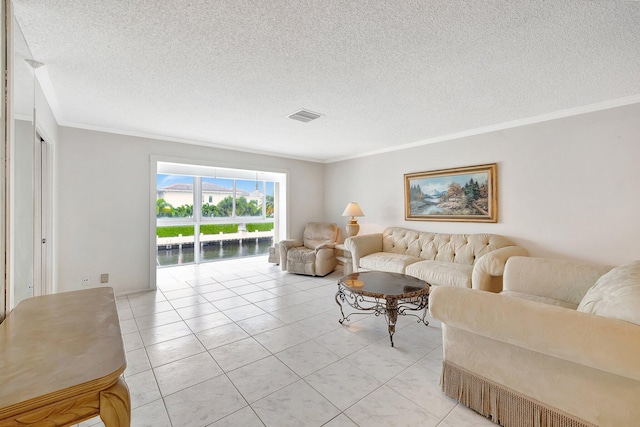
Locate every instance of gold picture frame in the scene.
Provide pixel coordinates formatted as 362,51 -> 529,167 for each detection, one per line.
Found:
404,163 -> 497,222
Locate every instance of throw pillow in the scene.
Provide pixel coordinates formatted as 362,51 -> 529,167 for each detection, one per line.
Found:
577,260 -> 640,326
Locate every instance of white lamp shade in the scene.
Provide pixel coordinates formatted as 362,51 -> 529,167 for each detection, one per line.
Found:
342,202 -> 364,217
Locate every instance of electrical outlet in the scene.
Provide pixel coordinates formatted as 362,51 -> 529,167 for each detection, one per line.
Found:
100,273 -> 109,283
82,277 -> 90,286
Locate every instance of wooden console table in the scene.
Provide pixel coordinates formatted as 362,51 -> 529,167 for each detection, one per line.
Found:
0,288 -> 130,426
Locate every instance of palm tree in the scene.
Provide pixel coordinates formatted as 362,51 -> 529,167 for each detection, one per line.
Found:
235,196 -> 260,216
217,196 -> 234,217
173,204 -> 193,218
266,195 -> 274,217
156,198 -> 174,217
202,203 -> 220,217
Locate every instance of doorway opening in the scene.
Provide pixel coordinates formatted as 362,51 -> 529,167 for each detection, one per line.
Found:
153,161 -> 287,269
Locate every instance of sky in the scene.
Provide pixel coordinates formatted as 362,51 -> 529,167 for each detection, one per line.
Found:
415,172 -> 488,196
157,174 -> 274,195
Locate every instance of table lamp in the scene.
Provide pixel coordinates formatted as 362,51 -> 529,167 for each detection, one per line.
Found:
342,202 -> 365,238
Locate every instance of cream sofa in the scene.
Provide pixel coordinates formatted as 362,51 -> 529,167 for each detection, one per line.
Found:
343,227 -> 527,292
430,257 -> 640,427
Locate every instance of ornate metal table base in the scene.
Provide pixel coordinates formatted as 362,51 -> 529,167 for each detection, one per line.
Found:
335,275 -> 429,347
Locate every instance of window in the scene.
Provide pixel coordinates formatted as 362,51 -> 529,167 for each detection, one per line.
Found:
154,163 -> 284,268
201,177 -> 234,218
156,174 -> 194,219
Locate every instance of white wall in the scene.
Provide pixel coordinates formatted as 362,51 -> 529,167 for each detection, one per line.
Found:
325,103 -> 640,266
54,128 -> 325,294
51,102 -> 640,295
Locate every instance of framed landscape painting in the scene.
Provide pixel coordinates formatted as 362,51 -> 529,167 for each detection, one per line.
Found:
404,163 -> 497,222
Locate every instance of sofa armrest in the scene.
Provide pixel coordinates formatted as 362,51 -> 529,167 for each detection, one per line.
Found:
344,233 -> 383,272
429,286 -> 640,382
278,239 -> 303,270
502,256 -> 613,306
472,246 -> 528,292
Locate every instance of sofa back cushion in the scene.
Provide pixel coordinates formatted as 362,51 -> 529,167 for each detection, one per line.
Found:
503,257 -> 613,307
382,227 -> 514,265
577,260 -> 640,326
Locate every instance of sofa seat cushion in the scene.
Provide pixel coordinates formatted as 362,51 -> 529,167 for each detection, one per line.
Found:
577,260 -> 640,326
500,291 -> 578,309
406,260 -> 472,288
359,253 -> 421,274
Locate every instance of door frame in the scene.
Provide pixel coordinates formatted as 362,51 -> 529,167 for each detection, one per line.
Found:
33,131 -> 52,296
149,155 -> 289,290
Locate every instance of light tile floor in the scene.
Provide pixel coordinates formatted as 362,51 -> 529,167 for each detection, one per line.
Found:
79,255 -> 496,427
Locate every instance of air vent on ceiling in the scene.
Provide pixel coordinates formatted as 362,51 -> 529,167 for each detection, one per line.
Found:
288,109 -> 323,123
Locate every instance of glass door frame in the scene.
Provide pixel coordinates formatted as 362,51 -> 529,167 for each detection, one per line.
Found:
149,156 -> 288,290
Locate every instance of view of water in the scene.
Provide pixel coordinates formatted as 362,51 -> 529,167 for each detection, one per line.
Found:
156,238 -> 274,267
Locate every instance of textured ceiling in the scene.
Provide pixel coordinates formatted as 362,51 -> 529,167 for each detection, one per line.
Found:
12,0 -> 640,162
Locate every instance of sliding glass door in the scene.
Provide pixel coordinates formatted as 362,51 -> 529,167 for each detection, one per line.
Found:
155,167 -> 280,267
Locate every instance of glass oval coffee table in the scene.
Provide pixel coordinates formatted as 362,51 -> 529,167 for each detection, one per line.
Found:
335,271 -> 430,347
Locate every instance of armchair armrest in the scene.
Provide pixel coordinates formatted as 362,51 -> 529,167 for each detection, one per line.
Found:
279,239 -> 303,250
472,246 -> 528,292
429,286 -> 640,382
314,241 -> 336,251
344,233 -> 383,272
278,239 -> 303,271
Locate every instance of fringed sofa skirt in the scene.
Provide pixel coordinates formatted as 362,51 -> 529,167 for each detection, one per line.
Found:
441,361 -> 597,427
